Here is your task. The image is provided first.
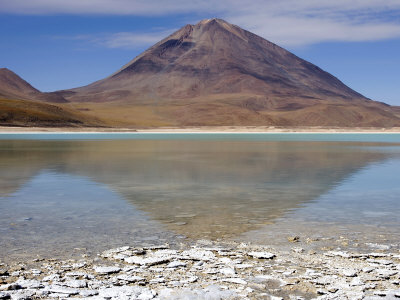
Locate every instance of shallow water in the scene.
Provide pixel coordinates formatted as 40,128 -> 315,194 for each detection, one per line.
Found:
0,133 -> 399,261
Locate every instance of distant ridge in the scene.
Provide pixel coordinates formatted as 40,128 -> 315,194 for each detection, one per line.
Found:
0,68 -> 67,103
0,69 -> 101,127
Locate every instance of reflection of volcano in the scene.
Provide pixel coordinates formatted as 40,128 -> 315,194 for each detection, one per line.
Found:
0,139 -> 396,239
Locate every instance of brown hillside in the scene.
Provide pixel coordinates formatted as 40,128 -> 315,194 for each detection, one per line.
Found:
0,97 -> 100,127
0,68 -> 67,103
60,19 -> 400,127
1,19 -> 399,128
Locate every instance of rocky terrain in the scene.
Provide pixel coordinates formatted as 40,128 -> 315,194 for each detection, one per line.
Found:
1,240 -> 399,300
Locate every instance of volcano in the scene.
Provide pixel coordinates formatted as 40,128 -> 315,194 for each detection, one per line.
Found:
2,19 -> 400,127
59,19 -> 399,127
68,19 -> 367,102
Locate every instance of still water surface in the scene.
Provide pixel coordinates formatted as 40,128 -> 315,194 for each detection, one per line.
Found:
0,133 -> 399,261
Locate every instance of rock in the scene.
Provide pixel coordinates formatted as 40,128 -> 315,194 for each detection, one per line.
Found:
325,251 -> 350,258
203,268 -> 218,275
125,256 -> 170,266
158,286 -> 236,299
6,290 -> 35,300
375,268 -> 398,278
149,277 -> 165,284
30,269 -> 41,276
46,285 -> 80,295
101,246 -> 131,258
327,286 -> 339,293
350,277 -> 364,286
373,290 -> 388,296
63,279 -> 87,288
98,286 -> 153,299
317,288 -> 327,295
72,261 -> 87,269
93,266 -> 121,274
248,252 -> 276,259
180,249 -> 216,261
287,236 -> 300,243
181,276 -> 198,284
304,268 -> 323,279
193,261 -> 204,268
143,245 -> 169,250
3,284 -> 23,291
362,266 -> 375,273
219,267 -> 236,276
149,267 -> 164,273
79,289 -> 99,297
235,263 -> 253,269
116,275 -> 145,283
368,253 -> 389,258
372,259 -> 394,265
0,270 -> 8,277
138,289 -> 156,300
42,274 -> 60,282
15,279 -> 43,290
65,271 -> 92,279
312,275 -> 338,286
343,269 -> 358,277
166,261 -> 186,269
218,257 -> 233,264
60,264 -> 72,270
283,269 -> 296,276
292,247 -> 305,253
0,292 -> 10,300
222,278 -> 247,285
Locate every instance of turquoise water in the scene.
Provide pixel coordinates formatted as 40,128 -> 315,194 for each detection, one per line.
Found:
0,133 -> 399,261
1,132 -> 400,142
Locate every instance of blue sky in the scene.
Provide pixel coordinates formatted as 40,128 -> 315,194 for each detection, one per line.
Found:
0,0 -> 399,105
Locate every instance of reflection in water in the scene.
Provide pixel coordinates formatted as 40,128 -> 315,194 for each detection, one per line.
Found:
0,172 -> 177,261
241,158 -> 400,252
1,137 -> 400,262
1,139 -> 398,248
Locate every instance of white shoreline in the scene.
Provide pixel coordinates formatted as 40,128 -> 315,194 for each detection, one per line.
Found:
0,126 -> 400,134
1,131 -> 400,135
1,241 -> 399,299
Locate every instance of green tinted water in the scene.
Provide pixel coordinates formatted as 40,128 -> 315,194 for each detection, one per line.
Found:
0,134 -> 399,261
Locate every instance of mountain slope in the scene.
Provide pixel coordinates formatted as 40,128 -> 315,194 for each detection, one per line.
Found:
0,97 -> 101,127
0,68 -> 103,127
2,19 -> 399,128
68,19 -> 366,102
0,68 -> 67,103
60,19 -> 400,127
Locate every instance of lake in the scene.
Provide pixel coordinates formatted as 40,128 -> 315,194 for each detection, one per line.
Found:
1,133 -> 399,262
